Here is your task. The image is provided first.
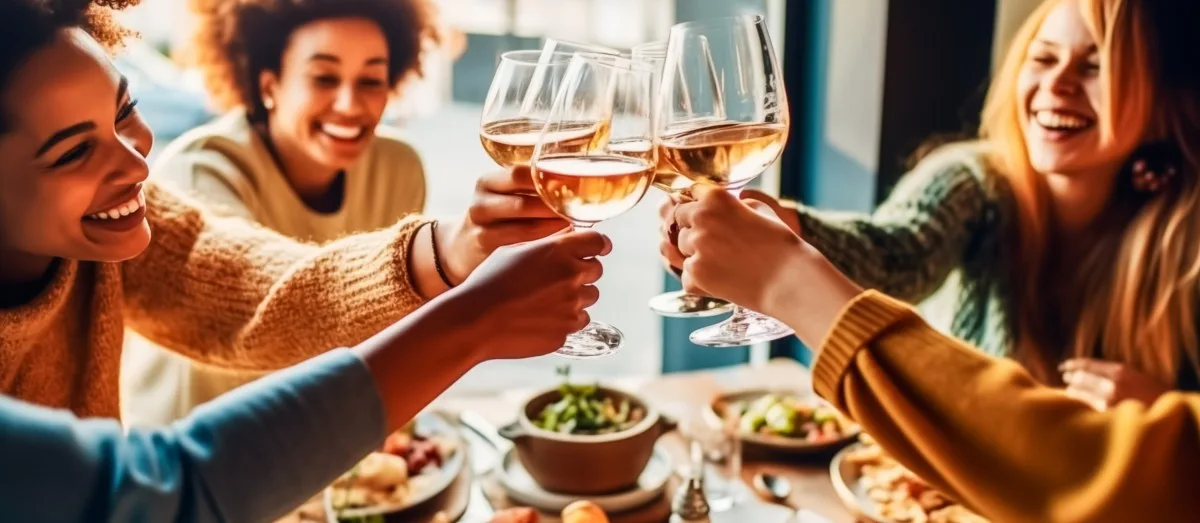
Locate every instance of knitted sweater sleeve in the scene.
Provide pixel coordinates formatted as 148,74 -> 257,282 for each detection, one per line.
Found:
120,182 -> 429,371
795,149 -> 993,303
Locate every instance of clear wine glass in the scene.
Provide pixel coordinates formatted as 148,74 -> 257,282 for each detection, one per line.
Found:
632,40 -> 735,319
531,53 -> 657,358
658,15 -> 794,347
479,50 -> 577,169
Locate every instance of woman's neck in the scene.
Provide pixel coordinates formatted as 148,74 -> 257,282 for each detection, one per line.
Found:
1044,170 -> 1119,241
263,124 -> 345,213
0,249 -> 56,307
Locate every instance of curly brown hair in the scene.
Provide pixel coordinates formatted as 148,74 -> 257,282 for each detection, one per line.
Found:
0,0 -> 140,131
186,0 -> 441,123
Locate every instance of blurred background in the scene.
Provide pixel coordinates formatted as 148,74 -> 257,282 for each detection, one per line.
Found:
113,0 -> 1042,392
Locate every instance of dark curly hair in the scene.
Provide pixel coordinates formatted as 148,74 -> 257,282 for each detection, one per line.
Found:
186,0 -> 441,124
0,0 -> 139,131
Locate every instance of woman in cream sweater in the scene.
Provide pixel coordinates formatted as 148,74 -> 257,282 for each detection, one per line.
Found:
120,0 -> 465,425
0,0 -> 571,420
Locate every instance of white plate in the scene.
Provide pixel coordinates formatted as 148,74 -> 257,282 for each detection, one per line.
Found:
496,443 -> 671,513
829,443 -> 893,523
324,411 -> 466,520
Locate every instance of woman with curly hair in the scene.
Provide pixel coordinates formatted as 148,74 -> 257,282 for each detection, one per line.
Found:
120,0 -> 464,426
0,0 -> 604,518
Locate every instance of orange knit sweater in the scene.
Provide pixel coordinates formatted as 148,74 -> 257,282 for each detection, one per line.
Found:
0,183 -> 427,418
814,291 -> 1200,522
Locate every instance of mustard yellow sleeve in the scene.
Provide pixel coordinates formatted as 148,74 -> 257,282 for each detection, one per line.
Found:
812,290 -> 1200,523
120,182 -> 430,371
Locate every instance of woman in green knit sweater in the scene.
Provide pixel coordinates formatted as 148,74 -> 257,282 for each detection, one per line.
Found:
661,0 -> 1200,408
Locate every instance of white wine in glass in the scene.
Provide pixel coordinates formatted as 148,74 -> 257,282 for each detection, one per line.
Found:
659,15 -> 794,348
531,53 -> 658,359
633,40 -> 735,318
481,51 -> 613,169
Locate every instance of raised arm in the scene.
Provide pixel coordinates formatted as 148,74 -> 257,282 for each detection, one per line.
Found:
810,291 -> 1200,523
121,182 -> 429,371
792,149 -> 996,302
0,350 -> 385,523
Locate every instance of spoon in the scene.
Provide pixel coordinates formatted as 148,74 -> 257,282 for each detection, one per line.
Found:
753,472 -> 799,514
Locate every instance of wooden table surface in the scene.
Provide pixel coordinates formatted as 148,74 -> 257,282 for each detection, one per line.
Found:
434,358 -> 858,523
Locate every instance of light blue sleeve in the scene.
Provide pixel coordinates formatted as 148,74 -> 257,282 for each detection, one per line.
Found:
0,349 -> 386,523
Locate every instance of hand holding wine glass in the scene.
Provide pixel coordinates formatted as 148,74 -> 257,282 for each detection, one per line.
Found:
530,53 -> 658,358
657,15 -> 793,347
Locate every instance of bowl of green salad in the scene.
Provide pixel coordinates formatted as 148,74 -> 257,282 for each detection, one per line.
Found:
498,367 -> 673,495
708,389 -> 860,455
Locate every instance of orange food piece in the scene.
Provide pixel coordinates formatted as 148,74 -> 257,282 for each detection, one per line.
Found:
562,500 -> 609,523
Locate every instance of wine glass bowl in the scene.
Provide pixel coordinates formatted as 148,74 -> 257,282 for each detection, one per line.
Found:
479,50 -> 577,169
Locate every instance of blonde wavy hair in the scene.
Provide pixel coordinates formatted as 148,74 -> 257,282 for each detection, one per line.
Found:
981,0 -> 1200,384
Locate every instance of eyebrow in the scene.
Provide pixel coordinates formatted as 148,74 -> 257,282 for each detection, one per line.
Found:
309,53 -> 388,66
34,76 -> 128,158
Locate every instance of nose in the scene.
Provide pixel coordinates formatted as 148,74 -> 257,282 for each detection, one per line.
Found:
105,132 -> 151,185
332,84 -> 361,115
1044,63 -> 1081,96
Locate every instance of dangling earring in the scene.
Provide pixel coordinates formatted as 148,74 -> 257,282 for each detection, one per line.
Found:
1129,141 -> 1181,193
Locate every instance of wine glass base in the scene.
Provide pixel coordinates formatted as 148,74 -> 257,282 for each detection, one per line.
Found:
689,310 -> 794,347
555,321 -> 624,359
648,290 -> 734,318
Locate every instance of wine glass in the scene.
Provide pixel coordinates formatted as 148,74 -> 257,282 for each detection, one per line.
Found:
479,50 -> 577,169
531,53 -> 657,358
658,15 -> 794,347
633,40 -> 735,319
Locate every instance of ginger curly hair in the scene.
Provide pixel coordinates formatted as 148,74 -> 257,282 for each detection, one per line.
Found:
185,0 -> 441,123
0,0 -> 141,131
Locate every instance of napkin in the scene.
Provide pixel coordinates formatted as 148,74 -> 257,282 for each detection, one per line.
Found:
711,503 -> 833,523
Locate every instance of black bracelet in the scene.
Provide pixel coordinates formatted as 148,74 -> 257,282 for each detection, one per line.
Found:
429,220 -> 456,289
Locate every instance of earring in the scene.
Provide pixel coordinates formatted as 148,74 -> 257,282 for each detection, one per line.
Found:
263,97 -> 275,111
1129,142 -> 1181,193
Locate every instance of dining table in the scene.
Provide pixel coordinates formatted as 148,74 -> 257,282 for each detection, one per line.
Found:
421,357 -> 860,523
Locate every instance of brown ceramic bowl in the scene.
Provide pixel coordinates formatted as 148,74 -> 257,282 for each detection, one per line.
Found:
498,386 -> 673,496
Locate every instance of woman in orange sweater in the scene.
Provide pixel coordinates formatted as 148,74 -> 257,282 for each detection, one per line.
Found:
669,0 -> 1200,518
0,0 -> 572,419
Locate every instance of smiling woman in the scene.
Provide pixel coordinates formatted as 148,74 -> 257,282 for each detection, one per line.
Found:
118,0 -> 456,426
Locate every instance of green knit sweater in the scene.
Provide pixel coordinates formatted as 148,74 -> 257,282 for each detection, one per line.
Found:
797,143 -> 1017,359
796,143 -> 1200,389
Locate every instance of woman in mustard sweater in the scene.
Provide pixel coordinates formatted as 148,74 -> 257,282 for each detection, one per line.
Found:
677,185 -> 1200,521
0,0 -> 571,419
668,0 -> 1200,517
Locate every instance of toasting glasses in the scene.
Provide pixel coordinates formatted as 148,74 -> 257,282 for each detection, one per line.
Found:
529,54 -> 658,358
632,40 -> 736,319
657,16 -> 794,347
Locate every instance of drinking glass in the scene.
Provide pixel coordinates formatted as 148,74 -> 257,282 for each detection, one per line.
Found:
633,40 -> 734,319
479,50 -> 576,169
530,53 -> 657,358
658,15 -> 794,347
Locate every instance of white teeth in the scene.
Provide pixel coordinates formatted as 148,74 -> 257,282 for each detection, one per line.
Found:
1035,110 -> 1091,130
87,192 -> 144,220
320,122 -> 364,140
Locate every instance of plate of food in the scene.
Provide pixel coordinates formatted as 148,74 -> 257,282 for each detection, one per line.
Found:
830,436 -> 989,523
707,389 -> 859,454
323,411 -> 464,521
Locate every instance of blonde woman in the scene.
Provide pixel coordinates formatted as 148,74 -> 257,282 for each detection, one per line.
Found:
662,0 -> 1200,408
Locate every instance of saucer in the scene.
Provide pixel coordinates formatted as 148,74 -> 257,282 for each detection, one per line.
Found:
495,443 -> 671,513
